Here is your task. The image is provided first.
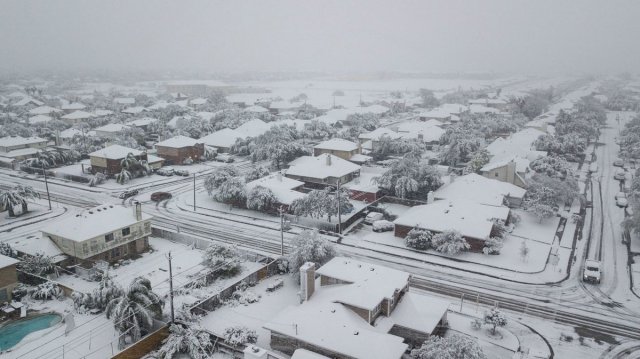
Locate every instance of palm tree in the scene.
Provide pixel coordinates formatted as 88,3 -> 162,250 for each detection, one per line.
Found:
16,185 -> 40,214
120,153 -> 139,171
155,324 -> 213,359
0,185 -> 39,217
106,277 -> 164,349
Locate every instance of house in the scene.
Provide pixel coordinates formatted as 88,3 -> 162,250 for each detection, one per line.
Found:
114,97 -> 135,106
438,103 -> 468,116
165,80 -> 230,96
235,119 -> 272,138
155,135 -> 205,165
418,109 -> 451,123
57,128 -> 83,145
396,121 -> 445,148
358,127 -> 401,152
0,254 -> 19,302
146,154 -> 166,170
469,104 -> 501,115
61,110 -> 95,125
244,105 -> 269,114
189,98 -> 207,108
0,136 -> 48,161
28,105 -> 61,116
434,173 -> 526,207
393,199 -> 510,251
27,114 -> 52,124
484,128 -> 546,188
200,128 -> 242,153
313,138 -> 361,161
269,101 -> 303,115
264,258 -> 449,358
245,172 -> 305,210
468,98 -> 508,111
93,109 -> 114,117
40,203 -> 152,266
94,123 -> 131,138
61,102 -> 86,113
343,166 -> 384,202
480,158 -> 529,189
13,97 -> 44,107
121,106 -> 146,115
126,117 -> 158,131
89,145 -> 147,175
286,154 -> 361,188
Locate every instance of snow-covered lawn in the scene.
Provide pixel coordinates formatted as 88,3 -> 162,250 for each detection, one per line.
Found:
511,209 -> 560,245
199,274 -> 300,349
446,312 -> 519,359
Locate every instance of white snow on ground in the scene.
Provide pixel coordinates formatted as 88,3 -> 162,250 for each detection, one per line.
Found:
510,209 -> 560,245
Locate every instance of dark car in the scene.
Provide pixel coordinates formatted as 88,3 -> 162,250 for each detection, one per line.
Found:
151,192 -> 172,202
174,169 -> 190,177
118,189 -> 139,199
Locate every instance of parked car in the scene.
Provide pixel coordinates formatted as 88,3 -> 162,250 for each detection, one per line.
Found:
174,169 -> 190,176
157,168 -> 174,176
364,212 -> 384,224
372,220 -> 394,232
118,189 -> 139,199
614,169 -> 626,180
615,192 -> 626,200
616,197 -> 629,208
583,260 -> 602,284
215,154 -> 234,163
151,192 -> 172,202
613,159 -> 624,167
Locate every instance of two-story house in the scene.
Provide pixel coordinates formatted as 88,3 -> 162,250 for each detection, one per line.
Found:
40,203 -> 152,266
312,138 -> 362,162
285,154 -> 361,189
89,145 -> 148,176
0,135 -> 48,162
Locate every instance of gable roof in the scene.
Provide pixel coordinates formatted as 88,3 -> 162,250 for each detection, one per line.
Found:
62,110 -> 95,120
434,173 -> 526,205
358,127 -> 400,141
314,138 -> 359,152
155,135 -> 202,148
95,123 -> 130,133
0,136 -> 47,148
199,128 -> 242,148
89,144 -> 143,160
245,172 -> 305,205
286,154 -> 360,180
235,119 -> 271,138
61,102 -> 86,110
29,105 -> 61,115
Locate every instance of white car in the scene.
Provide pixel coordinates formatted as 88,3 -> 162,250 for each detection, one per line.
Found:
215,154 -> 235,163
372,220 -> 394,232
615,192 -> 626,200
613,159 -> 624,167
614,170 -> 626,180
616,197 -> 629,208
583,260 -> 602,284
364,212 -> 384,224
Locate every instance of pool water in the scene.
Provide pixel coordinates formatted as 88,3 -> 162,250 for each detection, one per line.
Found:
0,314 -> 61,351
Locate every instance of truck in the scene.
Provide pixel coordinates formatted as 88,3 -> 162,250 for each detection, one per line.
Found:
583,259 -> 602,284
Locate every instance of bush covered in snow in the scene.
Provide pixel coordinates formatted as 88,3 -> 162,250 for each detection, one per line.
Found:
31,281 -> 62,301
245,165 -> 271,182
88,172 -> 106,187
373,156 -> 442,200
431,230 -> 469,255
246,185 -> 277,212
204,165 -> 240,194
484,308 -> 508,335
404,228 -> 433,250
287,230 -> 336,280
482,237 -> 503,255
155,324 -> 213,359
202,244 -> 241,279
222,326 -> 258,347
17,252 -> 55,277
410,334 -> 486,359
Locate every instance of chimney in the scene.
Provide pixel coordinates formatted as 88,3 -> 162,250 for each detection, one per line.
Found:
427,191 -> 434,204
134,201 -> 142,221
243,345 -> 268,359
299,262 -> 315,302
325,154 -> 331,166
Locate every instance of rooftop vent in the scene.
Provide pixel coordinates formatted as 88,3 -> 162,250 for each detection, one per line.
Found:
370,267 -> 374,271
353,331 -> 359,336
88,211 -> 93,214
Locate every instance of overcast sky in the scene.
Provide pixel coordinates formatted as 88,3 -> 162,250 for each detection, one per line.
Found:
1,0 -> 639,75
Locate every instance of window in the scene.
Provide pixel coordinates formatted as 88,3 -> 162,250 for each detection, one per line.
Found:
0,288 -> 7,302
111,247 -> 121,258
495,173 -> 499,177
122,227 -> 130,236
105,233 -> 114,242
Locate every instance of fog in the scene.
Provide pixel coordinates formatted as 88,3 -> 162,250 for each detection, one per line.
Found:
1,0 -> 639,75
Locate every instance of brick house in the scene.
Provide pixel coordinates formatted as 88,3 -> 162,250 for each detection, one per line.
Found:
393,199 -> 510,252
312,138 -> 361,161
264,258 -> 450,357
0,254 -> 19,302
155,135 -> 205,165
89,145 -> 147,176
40,203 -> 152,267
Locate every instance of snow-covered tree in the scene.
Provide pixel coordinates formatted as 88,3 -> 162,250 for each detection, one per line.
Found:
202,244 -> 241,278
432,230 -> 469,255
244,165 -> 271,182
287,229 -> 336,280
106,276 -> 164,349
0,185 -> 40,217
246,186 -> 278,212
88,172 -> 106,187
204,165 -> 240,194
222,326 -> 257,347
528,203 -> 555,223
530,155 -> 571,178
418,88 -> 440,108
410,334 -> 487,359
483,237 -> 503,255
405,228 -> 432,250
484,308 -> 507,335
116,169 -> 133,185
93,271 -> 125,310
520,240 -> 530,262
31,282 -> 62,302
17,252 -> 54,276
213,177 -> 246,206
464,149 -> 491,174
155,324 -> 213,359
302,120 -> 337,140
0,242 -> 17,258
374,156 -> 442,200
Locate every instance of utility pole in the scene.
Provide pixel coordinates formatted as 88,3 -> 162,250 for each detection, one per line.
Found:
279,206 -> 285,256
336,180 -> 342,234
193,173 -> 196,211
166,252 -> 175,323
42,163 -> 51,210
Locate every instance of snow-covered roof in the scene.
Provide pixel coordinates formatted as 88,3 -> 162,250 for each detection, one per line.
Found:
270,100 -> 303,110
468,98 -> 507,105
486,128 -> 546,161
199,128 -> 242,148
28,105 -> 61,115
94,109 -> 114,117
481,156 -> 530,174
287,154 -> 361,180
0,254 -> 19,269
349,153 -> 372,164
41,205 -> 152,242
398,125 -> 445,143
14,97 -> 44,107
89,144 -> 144,159
291,349 -> 330,359
0,136 -> 47,148
244,105 -> 269,113
343,166 -> 383,193
314,138 -> 359,152
155,135 -> 202,148
114,97 -> 135,104
126,117 -> 158,127
147,154 -> 165,164
59,128 -> 82,139
265,288 -> 407,359
0,147 -> 40,158
245,172 -> 305,205
61,110 -> 95,120
121,106 -> 146,114
393,199 -> 509,240
95,123 -> 130,133
376,292 -> 450,335
235,119 -> 271,138
28,114 -> 51,123
358,127 -> 400,141
61,102 -> 86,110
397,120 -> 441,133
189,98 -> 207,105
434,173 -> 526,206
437,103 -> 468,115
418,109 -> 451,119
469,104 -> 500,114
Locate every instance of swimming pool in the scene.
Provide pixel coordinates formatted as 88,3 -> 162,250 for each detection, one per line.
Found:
0,313 -> 61,351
